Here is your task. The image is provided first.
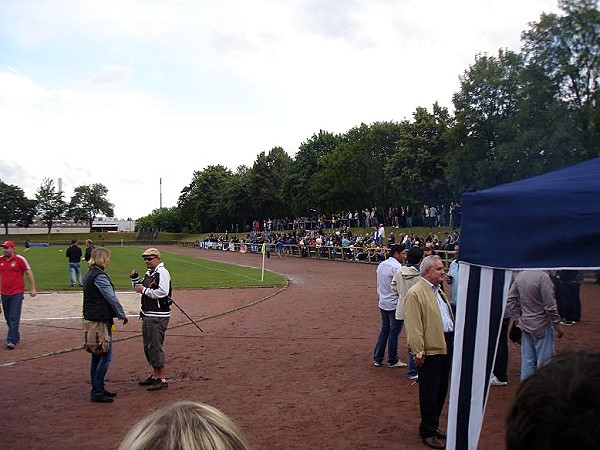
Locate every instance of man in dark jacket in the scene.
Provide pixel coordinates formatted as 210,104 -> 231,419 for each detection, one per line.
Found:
66,239 -> 83,287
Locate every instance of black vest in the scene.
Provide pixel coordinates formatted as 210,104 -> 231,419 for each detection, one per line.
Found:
83,266 -> 116,322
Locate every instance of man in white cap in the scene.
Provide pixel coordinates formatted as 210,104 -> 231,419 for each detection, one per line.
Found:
131,248 -> 171,391
0,240 -> 37,349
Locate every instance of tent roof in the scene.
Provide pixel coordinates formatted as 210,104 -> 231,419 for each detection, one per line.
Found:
460,157 -> 600,270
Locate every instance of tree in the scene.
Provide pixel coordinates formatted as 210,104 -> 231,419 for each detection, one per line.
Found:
223,165 -> 253,232
312,122 -> 402,213
247,147 -> 292,220
35,178 -> 68,234
446,50 -> 528,193
136,207 -> 183,233
177,165 -> 234,233
68,184 -> 114,232
386,104 -> 453,205
0,180 -> 36,235
521,0 -> 600,158
282,130 -> 340,215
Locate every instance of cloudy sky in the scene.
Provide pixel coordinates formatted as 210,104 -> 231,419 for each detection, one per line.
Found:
0,0 -> 561,219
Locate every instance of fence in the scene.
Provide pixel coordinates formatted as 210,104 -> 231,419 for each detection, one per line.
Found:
178,240 -> 456,268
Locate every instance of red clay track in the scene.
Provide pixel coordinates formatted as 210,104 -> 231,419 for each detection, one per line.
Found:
1,246 -> 598,449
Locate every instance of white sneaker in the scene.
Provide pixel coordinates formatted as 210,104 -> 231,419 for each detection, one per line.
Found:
490,374 -> 508,386
388,360 -> 408,368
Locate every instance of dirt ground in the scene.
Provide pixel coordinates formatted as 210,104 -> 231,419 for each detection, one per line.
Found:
1,246 -> 598,450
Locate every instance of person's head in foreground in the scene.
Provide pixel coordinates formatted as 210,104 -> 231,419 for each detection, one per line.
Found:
506,351 -> 600,450
118,400 -> 250,450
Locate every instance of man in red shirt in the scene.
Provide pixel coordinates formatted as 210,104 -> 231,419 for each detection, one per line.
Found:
0,241 -> 37,349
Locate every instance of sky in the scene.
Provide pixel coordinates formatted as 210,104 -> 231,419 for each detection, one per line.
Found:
0,0 -> 562,220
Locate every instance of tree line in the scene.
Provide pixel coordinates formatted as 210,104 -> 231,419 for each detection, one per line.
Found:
2,1 -> 598,235
0,179 -> 114,234
137,0 -> 598,233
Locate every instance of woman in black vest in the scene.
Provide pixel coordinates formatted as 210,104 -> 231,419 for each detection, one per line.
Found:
83,248 -> 128,403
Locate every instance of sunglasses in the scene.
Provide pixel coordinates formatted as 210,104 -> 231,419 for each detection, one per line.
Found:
143,256 -> 157,261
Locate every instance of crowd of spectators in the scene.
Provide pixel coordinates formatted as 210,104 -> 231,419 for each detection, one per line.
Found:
196,221 -> 460,264
226,202 -> 462,235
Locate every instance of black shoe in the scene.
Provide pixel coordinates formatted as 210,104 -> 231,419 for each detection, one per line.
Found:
422,436 -> 445,449
91,395 -> 114,403
147,379 -> 168,391
138,376 -> 157,386
435,428 -> 447,439
103,390 -> 117,398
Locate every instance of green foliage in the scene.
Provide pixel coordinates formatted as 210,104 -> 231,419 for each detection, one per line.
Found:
136,207 -> 183,233
0,180 -> 36,234
35,178 -> 68,234
68,184 -> 115,231
22,246 -> 285,291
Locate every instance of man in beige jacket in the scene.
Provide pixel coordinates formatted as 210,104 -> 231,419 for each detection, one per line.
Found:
404,255 -> 454,450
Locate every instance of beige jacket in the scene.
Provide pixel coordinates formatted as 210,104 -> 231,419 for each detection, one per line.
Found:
391,265 -> 421,320
404,279 -> 454,359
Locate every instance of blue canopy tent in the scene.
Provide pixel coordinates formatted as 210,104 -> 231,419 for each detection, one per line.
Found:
446,157 -> 600,449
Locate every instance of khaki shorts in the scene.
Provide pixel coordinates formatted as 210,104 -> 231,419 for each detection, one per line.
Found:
142,316 -> 170,369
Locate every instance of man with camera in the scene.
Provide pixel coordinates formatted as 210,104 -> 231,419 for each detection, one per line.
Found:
130,248 -> 172,391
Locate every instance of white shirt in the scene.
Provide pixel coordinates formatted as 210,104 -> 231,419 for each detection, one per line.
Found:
376,256 -> 402,311
423,278 -> 454,332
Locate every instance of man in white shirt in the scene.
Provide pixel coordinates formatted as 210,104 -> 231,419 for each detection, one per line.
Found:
373,244 -> 408,368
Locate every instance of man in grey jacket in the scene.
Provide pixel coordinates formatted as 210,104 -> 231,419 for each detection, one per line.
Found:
507,270 -> 564,381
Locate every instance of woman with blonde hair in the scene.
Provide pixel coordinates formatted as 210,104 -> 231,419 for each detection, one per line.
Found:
118,400 -> 250,450
83,247 -> 128,403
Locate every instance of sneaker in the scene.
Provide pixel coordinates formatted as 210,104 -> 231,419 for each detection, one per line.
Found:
490,374 -> 508,386
388,360 -> 408,368
147,379 -> 168,391
103,390 -> 117,398
560,320 -> 575,326
373,361 -> 382,367
6,343 -> 15,350
138,376 -> 157,386
407,374 -> 419,380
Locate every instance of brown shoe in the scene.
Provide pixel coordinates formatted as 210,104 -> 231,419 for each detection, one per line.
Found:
422,436 -> 445,449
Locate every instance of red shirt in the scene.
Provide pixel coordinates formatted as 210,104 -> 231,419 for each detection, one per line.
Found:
0,254 -> 31,295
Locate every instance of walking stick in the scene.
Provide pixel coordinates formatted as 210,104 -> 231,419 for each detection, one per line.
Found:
169,298 -> 204,332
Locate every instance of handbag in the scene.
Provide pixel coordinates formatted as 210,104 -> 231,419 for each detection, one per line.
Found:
83,320 -> 111,354
508,321 -> 522,345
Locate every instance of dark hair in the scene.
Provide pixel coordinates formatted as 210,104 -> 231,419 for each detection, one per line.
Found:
506,352 -> 600,450
406,246 -> 424,265
390,244 -> 404,255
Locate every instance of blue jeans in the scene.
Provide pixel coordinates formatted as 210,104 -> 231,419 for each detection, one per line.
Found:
520,325 -> 554,381
407,350 -> 418,378
2,293 -> 24,345
69,262 -> 82,286
90,333 -> 113,399
373,309 -> 403,365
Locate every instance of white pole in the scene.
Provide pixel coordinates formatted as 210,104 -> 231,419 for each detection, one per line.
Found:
261,251 -> 265,282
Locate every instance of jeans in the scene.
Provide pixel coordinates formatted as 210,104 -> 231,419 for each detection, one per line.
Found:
2,293 -> 24,345
373,309 -> 402,365
407,350 -> 418,378
90,333 -> 113,399
69,262 -> 82,286
520,325 -> 554,381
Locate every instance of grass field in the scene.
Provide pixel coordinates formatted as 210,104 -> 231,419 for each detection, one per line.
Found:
18,246 -> 286,291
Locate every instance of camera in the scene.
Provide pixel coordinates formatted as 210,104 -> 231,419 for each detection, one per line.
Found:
130,270 -> 141,285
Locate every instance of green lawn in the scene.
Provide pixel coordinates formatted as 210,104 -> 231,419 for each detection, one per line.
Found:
19,246 -> 285,291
